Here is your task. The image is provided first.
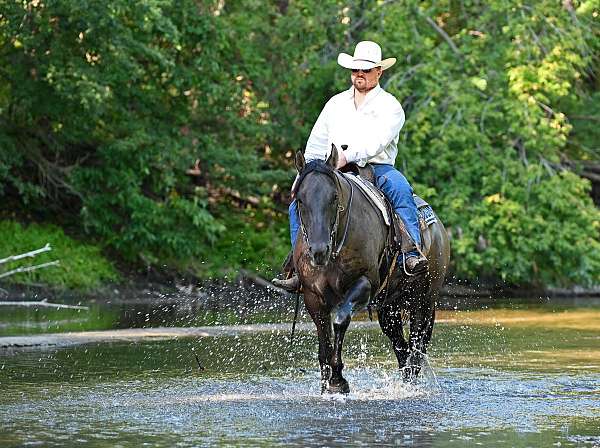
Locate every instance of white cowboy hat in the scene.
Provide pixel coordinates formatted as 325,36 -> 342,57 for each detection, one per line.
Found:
337,41 -> 396,71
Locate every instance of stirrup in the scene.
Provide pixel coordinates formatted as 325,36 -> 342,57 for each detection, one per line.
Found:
402,253 -> 428,276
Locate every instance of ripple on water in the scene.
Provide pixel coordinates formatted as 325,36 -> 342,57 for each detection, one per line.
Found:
1,312 -> 600,447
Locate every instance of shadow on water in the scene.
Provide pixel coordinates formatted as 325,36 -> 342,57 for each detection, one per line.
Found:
0,291 -> 599,446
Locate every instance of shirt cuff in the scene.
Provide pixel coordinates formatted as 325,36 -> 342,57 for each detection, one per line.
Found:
343,150 -> 366,167
343,149 -> 359,163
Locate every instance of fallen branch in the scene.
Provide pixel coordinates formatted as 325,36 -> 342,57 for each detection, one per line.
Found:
0,243 -> 52,265
0,299 -> 88,310
0,260 -> 60,279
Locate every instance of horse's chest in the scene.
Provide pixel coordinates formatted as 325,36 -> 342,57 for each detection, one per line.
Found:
298,265 -> 330,294
297,261 -> 347,299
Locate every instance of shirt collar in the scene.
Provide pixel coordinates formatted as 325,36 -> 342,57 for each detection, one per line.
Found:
347,84 -> 382,107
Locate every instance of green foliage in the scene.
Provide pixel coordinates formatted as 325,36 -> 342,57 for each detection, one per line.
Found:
0,0 -> 287,269
183,206 -> 290,280
0,220 -> 118,289
1,0 -> 599,287
373,0 -> 600,286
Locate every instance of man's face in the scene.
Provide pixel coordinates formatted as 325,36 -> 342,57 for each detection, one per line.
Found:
351,67 -> 382,93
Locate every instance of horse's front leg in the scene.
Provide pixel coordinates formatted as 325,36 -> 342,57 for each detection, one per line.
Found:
333,275 -> 371,325
328,276 -> 371,394
304,290 -> 334,393
328,315 -> 350,394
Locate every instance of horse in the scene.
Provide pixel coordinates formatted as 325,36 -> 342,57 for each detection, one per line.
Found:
292,147 -> 450,394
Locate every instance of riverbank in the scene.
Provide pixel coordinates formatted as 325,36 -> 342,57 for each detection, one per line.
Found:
3,307 -> 600,350
2,271 -> 599,308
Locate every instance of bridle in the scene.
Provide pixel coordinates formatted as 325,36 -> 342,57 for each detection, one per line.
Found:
296,166 -> 354,261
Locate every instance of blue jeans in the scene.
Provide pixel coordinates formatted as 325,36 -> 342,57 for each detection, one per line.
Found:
288,164 -> 421,254
289,199 -> 300,247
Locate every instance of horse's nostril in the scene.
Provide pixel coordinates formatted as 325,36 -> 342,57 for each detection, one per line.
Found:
309,243 -> 329,266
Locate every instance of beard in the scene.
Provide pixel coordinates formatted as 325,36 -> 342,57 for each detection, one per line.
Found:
352,76 -> 375,93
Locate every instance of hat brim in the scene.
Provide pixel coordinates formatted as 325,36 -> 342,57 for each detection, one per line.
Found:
337,53 -> 396,70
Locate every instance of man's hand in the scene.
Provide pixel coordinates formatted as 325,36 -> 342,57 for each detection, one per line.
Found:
336,149 -> 348,169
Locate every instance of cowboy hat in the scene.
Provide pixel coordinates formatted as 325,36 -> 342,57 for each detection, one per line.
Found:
337,41 -> 396,71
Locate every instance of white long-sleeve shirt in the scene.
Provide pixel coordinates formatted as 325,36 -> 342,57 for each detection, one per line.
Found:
304,84 -> 405,166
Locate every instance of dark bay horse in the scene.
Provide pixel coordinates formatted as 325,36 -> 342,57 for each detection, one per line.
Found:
292,147 -> 450,394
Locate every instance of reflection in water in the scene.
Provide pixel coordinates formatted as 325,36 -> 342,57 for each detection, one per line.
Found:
0,365 -> 598,447
1,309 -> 600,447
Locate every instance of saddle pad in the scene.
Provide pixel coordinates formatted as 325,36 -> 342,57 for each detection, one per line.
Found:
342,173 -> 391,226
343,174 -> 438,228
414,195 -> 438,226
419,204 -> 437,226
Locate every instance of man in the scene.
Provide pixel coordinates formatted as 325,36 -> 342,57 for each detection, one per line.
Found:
273,41 -> 427,291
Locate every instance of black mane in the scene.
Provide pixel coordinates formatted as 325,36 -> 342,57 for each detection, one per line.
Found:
292,159 -> 336,196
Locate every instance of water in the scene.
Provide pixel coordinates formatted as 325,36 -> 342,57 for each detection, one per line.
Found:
1,299 -> 599,447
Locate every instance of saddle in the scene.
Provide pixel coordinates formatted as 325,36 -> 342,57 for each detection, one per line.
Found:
340,163 -> 437,258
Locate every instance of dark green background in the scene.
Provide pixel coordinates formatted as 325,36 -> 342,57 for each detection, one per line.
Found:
1,0 -> 598,288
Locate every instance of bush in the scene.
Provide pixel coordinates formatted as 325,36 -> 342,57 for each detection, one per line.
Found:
0,221 -> 118,289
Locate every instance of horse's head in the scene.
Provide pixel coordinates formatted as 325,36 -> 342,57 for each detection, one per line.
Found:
293,146 -> 341,267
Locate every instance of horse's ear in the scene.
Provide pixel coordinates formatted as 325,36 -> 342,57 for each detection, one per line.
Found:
295,151 -> 305,173
326,144 -> 339,169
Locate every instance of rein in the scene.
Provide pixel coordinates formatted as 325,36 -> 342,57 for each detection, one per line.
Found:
331,174 -> 353,259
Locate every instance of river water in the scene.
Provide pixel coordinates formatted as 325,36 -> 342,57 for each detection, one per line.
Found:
0,296 -> 599,447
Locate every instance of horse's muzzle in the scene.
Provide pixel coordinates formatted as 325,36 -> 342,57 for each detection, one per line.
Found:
309,242 -> 330,267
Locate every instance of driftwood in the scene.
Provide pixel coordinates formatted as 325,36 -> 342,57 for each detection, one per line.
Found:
0,244 -> 60,280
0,243 -> 52,265
0,299 -> 89,310
0,261 -> 60,279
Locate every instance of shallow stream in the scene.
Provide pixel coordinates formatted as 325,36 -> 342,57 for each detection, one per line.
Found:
0,297 -> 599,447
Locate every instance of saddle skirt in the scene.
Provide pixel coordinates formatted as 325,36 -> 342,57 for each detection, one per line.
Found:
343,173 -> 391,225
342,172 -> 437,229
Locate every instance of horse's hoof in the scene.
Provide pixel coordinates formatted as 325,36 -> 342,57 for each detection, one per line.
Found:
327,380 -> 350,395
401,366 -> 421,383
401,367 -> 414,383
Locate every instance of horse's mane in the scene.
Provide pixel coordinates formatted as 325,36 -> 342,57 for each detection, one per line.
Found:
292,159 -> 337,196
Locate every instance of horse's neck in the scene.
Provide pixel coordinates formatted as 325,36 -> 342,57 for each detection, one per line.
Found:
334,171 -> 351,204
334,172 -> 359,227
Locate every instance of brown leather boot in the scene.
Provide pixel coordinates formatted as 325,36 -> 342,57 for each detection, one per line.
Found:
271,250 -> 300,292
405,253 -> 428,275
272,273 -> 300,292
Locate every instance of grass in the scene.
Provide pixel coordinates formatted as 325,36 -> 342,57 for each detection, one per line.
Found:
0,220 -> 119,290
